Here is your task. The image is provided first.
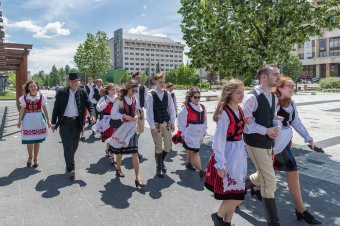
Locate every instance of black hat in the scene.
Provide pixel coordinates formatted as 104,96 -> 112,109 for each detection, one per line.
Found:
68,72 -> 80,81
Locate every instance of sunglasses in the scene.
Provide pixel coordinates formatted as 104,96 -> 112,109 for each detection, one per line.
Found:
192,96 -> 200,100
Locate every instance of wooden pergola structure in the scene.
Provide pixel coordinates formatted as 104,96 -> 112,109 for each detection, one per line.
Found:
0,6 -> 33,109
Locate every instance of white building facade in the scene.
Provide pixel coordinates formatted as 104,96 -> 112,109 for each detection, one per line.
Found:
296,28 -> 340,78
108,28 -> 185,74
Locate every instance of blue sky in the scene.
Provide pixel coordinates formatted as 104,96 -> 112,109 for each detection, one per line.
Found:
2,0 -> 186,74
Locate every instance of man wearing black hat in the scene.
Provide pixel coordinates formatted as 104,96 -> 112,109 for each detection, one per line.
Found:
51,73 -> 96,180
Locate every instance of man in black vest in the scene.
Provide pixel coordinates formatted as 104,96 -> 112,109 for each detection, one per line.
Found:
166,83 -> 178,117
146,73 -> 176,177
51,73 -> 96,180
242,64 -> 282,226
132,72 -> 148,160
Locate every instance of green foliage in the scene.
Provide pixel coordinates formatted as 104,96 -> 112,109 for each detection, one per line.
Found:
320,77 -> 340,89
8,71 -> 16,85
120,72 -> 132,84
166,64 -> 199,86
279,53 -> 303,82
74,31 -> 111,79
179,0 -> 340,82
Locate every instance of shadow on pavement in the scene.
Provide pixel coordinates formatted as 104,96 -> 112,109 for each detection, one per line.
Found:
100,176 -> 144,209
145,175 -> 175,199
35,174 -> 86,198
0,167 -> 40,186
86,156 -> 114,175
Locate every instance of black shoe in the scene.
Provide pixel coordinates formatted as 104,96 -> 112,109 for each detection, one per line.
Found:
92,131 -> 96,136
308,145 -> 325,153
135,179 -> 146,188
245,177 -> 255,190
211,212 -> 225,226
33,161 -> 39,168
251,187 -> 262,201
138,153 -> 143,161
262,198 -> 280,226
80,137 -> 85,142
295,209 -> 322,224
199,170 -> 206,179
185,163 -> 196,171
27,158 -> 32,167
67,170 -> 75,181
116,170 -> 125,178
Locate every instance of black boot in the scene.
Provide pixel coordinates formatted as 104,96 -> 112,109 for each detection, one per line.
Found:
155,153 -> 163,178
262,198 -> 280,226
245,176 -> 255,190
295,209 -> 322,224
161,151 -> 168,173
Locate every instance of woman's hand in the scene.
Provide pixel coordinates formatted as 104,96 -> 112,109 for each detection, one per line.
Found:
17,121 -> 22,129
123,114 -> 134,121
217,168 -> 226,178
48,122 -> 51,128
308,141 -> 316,150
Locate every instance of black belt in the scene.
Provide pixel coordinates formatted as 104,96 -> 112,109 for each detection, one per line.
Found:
63,116 -> 79,120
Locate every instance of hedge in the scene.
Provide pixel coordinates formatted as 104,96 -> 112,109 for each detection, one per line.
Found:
320,77 -> 340,89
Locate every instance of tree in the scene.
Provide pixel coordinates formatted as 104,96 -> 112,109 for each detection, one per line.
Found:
278,53 -> 303,83
58,67 -> 66,85
120,72 -> 132,84
165,64 -> 199,86
65,65 -> 70,76
206,71 -> 218,86
179,0 -> 340,85
156,61 -> 160,73
48,65 -> 60,87
8,71 -> 16,86
74,31 -> 111,80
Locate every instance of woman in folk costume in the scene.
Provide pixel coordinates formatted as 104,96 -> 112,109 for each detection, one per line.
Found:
204,79 -> 247,226
106,80 -> 145,188
94,83 -> 119,163
250,76 -> 322,224
17,80 -> 51,168
174,87 -> 207,178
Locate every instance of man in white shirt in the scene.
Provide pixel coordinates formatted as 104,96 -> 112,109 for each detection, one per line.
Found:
132,72 -> 148,160
51,73 -> 96,180
146,73 -> 176,178
242,64 -> 281,226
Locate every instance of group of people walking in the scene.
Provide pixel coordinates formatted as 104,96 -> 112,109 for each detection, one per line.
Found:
16,64 -> 323,226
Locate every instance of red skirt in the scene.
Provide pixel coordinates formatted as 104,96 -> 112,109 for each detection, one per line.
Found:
204,153 -> 245,200
101,128 -> 115,142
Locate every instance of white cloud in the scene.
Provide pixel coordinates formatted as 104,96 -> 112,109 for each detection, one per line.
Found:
143,4 -> 147,9
29,41 -> 79,74
5,19 -> 70,39
128,25 -> 167,37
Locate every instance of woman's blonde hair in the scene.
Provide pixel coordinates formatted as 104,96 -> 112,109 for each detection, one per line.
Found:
272,76 -> 293,108
213,79 -> 244,122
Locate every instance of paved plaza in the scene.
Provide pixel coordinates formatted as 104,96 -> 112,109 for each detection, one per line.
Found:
0,89 -> 340,226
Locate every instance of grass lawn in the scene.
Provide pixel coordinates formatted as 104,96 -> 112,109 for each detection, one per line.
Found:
0,91 -> 16,100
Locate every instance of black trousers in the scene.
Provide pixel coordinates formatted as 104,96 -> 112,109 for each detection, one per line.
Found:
59,117 -> 81,172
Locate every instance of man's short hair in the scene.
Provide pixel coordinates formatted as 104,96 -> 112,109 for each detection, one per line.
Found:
96,79 -> 103,83
132,72 -> 141,78
88,77 -> 93,81
257,64 -> 277,80
166,83 -> 173,88
153,73 -> 164,81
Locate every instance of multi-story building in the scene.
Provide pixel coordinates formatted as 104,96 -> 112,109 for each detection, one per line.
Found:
296,28 -> 340,78
108,28 -> 185,74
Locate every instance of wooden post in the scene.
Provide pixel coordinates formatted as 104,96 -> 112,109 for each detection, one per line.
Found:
16,53 -> 27,110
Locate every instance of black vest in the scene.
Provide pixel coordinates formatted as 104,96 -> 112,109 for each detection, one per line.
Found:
85,84 -> 94,95
139,85 -> 146,108
243,90 -> 275,149
151,90 -> 170,123
278,104 -> 295,127
93,86 -> 101,102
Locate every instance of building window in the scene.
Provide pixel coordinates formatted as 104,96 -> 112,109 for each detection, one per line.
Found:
330,49 -> 340,56
130,63 -> 134,65
319,39 -> 327,57
136,53 -> 139,55
125,68 -> 129,70
125,57 -> 129,60
130,58 -> 134,60
130,68 -> 134,70
130,52 -> 134,55
330,37 -> 340,48
136,63 -> 139,65
298,54 -> 304,60
125,63 -> 129,65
